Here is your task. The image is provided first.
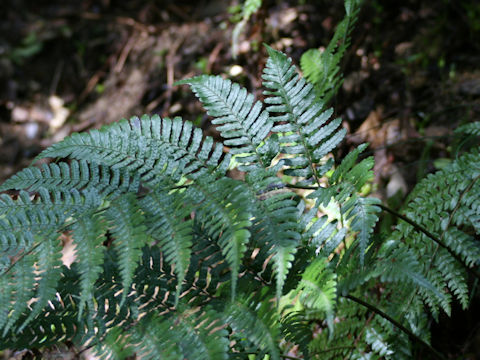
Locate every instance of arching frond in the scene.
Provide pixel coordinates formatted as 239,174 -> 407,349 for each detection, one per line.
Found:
37,115 -> 231,183
226,295 -> 281,360
0,160 -> 139,197
177,75 -> 272,171
262,45 -> 346,185
140,186 -> 193,304
71,212 -> 106,317
186,177 -> 252,299
105,193 -> 148,303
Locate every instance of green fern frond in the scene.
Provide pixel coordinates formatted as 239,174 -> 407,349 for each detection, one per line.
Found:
436,251 -> 469,309
280,311 -> 312,359
177,75 -> 272,171
384,147 -> 480,320
106,193 -> 148,303
176,308 -> 229,360
0,160 -> 139,197
226,295 -> 281,360
0,274 -> 10,330
300,0 -> 362,102
71,212 -> 106,317
37,115 -> 231,183
455,121 -> 480,136
263,45 -> 346,184
246,168 -> 300,300
95,326 -> 134,359
376,244 -> 445,304
19,232 -> 63,332
300,203 -> 346,257
2,255 -> 36,335
0,188 -> 99,255
187,177 -> 252,299
343,196 -> 381,265
295,258 -> 337,332
128,315 -> 182,360
1,34 -> 477,359
140,187 -> 193,304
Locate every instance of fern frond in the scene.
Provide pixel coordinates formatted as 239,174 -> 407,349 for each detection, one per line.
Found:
186,177 -> 252,299
0,188 -> 99,255
376,244 -> 445,304
176,308 -> 229,360
300,0 -> 362,102
37,115 -> 231,183
140,187 -> 193,304
280,311 -> 312,359
19,233 -> 63,332
0,160 -> 139,197
95,326 -> 134,359
246,168 -> 300,300
296,258 -> 337,332
300,202 -> 346,257
71,212 -> 106,317
262,45 -> 346,184
384,147 -> 480,320
105,193 -> 148,303
2,255 -> 36,335
177,75 -> 272,171
128,315 -> 182,360
455,121 -> 480,136
343,196 -> 381,265
226,295 -> 281,360
0,272 -> 10,330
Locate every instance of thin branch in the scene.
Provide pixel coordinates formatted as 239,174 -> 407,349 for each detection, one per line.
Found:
344,294 -> 446,360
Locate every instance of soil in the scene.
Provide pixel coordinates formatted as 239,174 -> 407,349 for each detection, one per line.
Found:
1,0 -> 479,358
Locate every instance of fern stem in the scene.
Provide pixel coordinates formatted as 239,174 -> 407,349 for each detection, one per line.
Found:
344,294 -> 446,360
285,184 -> 316,190
1,242 -> 40,275
378,204 -> 480,280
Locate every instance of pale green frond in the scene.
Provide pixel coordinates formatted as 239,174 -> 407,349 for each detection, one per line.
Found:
296,258 -> 337,332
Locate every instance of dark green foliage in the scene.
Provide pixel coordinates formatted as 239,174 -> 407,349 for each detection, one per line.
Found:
0,36 -> 479,360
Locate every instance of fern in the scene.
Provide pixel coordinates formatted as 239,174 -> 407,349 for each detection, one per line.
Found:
0,18 -> 479,359
301,0 -> 362,103
231,0 -> 262,58
263,45 -> 346,184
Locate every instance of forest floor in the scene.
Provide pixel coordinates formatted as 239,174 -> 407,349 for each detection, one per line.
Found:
1,0 -> 480,358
